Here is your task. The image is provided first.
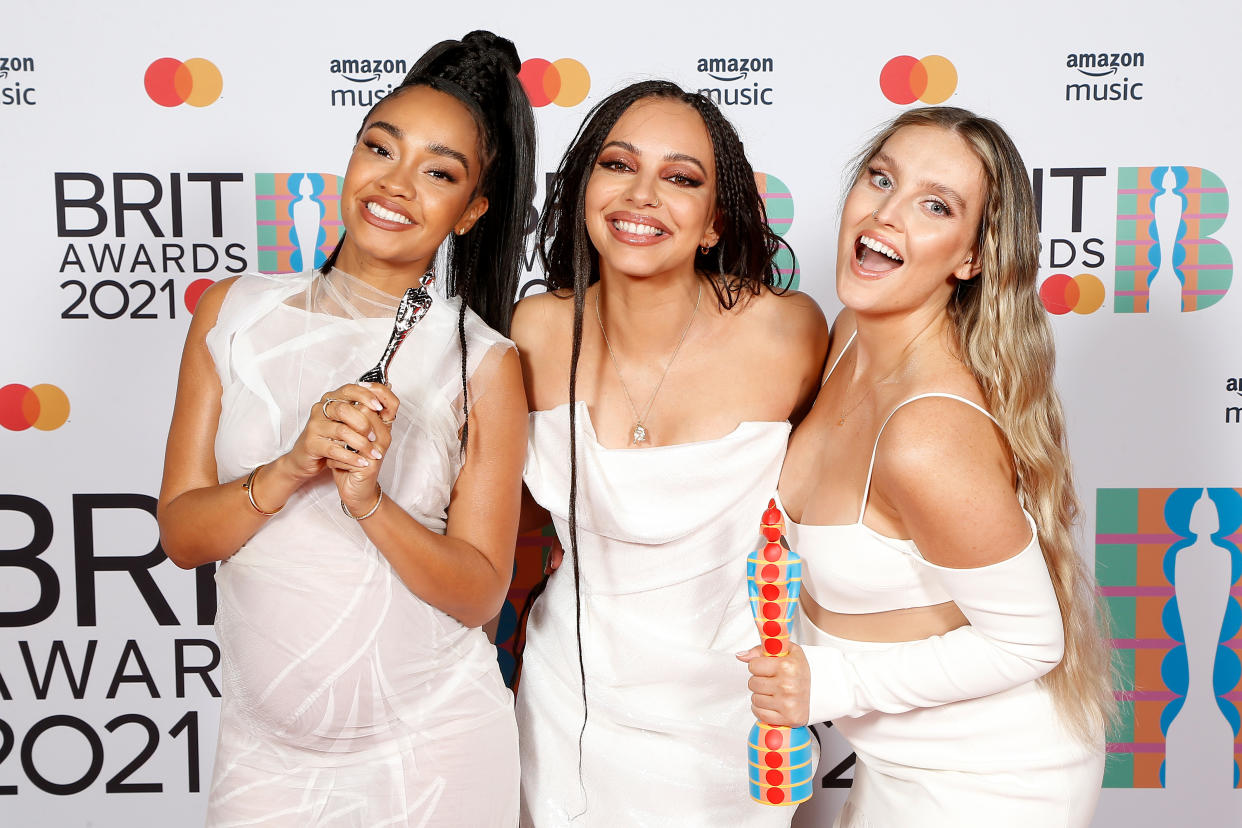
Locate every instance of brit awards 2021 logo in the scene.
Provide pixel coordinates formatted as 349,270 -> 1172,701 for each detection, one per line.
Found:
1036,166 -> 1232,315
1096,487 -> 1242,789
254,173 -> 344,274
755,172 -> 797,288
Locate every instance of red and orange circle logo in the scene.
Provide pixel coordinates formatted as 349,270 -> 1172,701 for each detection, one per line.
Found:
518,58 -> 590,108
1040,273 -> 1106,315
880,55 -> 957,105
0,384 -> 70,431
145,58 -> 223,107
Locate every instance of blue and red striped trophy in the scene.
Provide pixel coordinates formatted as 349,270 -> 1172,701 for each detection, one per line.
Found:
746,499 -> 814,806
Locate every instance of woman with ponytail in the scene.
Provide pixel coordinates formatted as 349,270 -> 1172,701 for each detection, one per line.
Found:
747,107 -> 1109,826
512,81 -> 828,825
158,31 -> 534,825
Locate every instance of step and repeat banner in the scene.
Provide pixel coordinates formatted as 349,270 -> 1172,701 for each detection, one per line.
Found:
3,1 -> 1240,825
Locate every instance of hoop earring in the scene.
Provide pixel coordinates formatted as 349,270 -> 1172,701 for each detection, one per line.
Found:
699,245 -> 711,255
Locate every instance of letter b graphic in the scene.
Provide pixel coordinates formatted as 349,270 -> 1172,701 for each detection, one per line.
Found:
1114,166 -> 1231,312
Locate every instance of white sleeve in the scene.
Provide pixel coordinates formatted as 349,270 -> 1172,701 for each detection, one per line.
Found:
801,533 -> 1065,725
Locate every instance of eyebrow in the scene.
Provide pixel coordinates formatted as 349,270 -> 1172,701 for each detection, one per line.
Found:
364,121 -> 471,172
601,140 -> 707,173
873,151 -> 969,211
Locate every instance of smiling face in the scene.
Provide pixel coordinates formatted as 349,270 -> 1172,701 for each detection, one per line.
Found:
335,85 -> 489,284
583,97 -> 719,282
837,124 -> 987,317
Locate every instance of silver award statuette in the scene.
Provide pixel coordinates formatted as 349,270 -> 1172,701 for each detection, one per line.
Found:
358,271 -> 435,385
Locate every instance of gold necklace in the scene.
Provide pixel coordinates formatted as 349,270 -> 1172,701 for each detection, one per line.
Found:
595,283 -> 702,446
836,347 -> 911,427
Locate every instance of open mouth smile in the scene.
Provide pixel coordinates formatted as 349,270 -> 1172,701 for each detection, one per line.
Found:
855,234 -> 904,273
364,200 -> 414,226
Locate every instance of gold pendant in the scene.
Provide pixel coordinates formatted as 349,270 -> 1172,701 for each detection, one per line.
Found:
631,423 -> 649,445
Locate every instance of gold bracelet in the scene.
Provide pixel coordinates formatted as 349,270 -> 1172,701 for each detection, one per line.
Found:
341,487 -> 383,521
242,464 -> 283,516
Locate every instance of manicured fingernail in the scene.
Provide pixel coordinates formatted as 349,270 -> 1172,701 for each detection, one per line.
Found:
368,431 -> 377,441
371,448 -> 383,460
359,381 -> 373,388
735,651 -> 750,657
357,457 -> 370,467
370,400 -> 382,411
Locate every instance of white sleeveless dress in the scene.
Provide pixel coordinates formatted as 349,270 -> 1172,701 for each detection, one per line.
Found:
203,270 -> 519,827
517,402 -> 803,827
786,334 -> 1104,827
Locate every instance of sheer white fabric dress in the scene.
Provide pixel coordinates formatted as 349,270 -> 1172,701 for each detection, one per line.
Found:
203,269 -> 519,827
517,404 -> 804,827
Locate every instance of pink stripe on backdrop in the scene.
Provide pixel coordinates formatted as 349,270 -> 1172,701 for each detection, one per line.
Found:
1179,187 -> 1228,193
761,193 -> 792,199
1111,639 -> 1177,649
1096,533 -> 1181,544
1182,213 -> 1228,219
255,245 -> 296,252
1114,690 -> 1178,701
254,194 -> 340,200
1098,586 -> 1173,596
1117,188 -> 1159,194
1107,743 -> 1165,754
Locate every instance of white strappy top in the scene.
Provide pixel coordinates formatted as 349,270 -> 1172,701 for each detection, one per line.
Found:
785,331 -> 1039,615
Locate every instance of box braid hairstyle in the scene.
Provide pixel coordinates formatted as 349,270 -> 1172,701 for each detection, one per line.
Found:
321,30 -> 536,453
530,79 -> 794,773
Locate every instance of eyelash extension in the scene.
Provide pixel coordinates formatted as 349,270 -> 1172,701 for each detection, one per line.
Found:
363,138 -> 392,158
597,158 -> 633,173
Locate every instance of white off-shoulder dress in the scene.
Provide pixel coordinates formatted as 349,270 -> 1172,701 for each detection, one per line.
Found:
204,269 -> 519,827
517,402 -> 803,827
786,334 -> 1104,828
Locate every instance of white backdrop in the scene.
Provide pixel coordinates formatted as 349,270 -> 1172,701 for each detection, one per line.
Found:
3,0 -> 1240,825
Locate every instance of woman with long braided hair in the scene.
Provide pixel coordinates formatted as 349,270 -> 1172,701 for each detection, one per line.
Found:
513,80 -> 828,825
158,31 -> 534,825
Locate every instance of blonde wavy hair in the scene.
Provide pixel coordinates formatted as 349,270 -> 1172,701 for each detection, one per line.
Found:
849,107 -> 1113,743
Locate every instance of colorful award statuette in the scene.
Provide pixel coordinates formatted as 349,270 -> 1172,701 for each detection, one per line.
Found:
746,499 -> 814,806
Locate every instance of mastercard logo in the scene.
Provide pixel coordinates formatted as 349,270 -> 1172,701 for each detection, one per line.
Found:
185,278 -> 215,313
880,55 -> 957,105
0,384 -> 70,432
145,57 -> 223,108
1040,273 -> 1106,315
518,58 -> 589,108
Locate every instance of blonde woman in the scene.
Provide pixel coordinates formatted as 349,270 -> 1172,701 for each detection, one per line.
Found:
744,107 -> 1110,826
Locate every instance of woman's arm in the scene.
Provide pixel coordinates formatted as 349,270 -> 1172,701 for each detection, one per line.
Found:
157,278 -> 391,568
333,346 -> 528,628
745,399 -> 1064,725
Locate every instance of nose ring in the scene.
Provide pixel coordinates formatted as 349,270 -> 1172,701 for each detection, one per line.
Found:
872,210 -> 879,221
